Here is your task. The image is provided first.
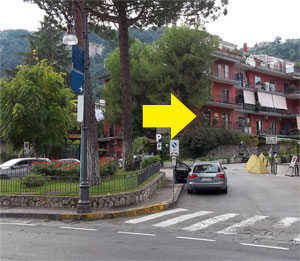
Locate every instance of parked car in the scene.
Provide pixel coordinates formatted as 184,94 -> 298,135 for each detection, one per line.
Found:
0,158 -> 50,179
174,162 -> 191,183
57,158 -> 80,164
186,161 -> 228,194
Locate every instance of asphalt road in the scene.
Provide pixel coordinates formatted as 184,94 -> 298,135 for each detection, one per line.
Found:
1,164 -> 299,260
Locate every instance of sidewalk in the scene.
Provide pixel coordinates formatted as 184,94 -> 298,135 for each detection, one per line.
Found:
0,168 -> 184,221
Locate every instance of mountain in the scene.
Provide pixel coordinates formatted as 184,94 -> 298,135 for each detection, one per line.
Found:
248,37 -> 300,62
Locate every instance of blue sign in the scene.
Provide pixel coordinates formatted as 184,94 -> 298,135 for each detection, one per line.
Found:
71,45 -> 84,94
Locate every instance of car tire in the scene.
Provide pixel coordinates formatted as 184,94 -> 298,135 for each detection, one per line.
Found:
187,188 -> 193,194
221,186 -> 228,194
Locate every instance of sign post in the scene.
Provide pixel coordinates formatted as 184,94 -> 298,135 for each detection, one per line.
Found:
170,140 -> 179,207
156,134 -> 162,151
266,136 -> 278,174
24,142 -> 29,156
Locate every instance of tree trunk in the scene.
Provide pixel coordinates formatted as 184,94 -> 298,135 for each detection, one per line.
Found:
74,1 -> 99,184
118,3 -> 134,170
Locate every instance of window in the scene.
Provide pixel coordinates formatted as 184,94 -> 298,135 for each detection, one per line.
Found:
222,113 -> 230,128
221,89 -> 229,103
109,124 -> 115,137
225,65 -> 229,78
269,80 -> 275,91
202,111 -> 211,123
193,164 -> 220,173
270,122 -> 277,134
255,76 -> 261,88
218,64 -> 222,77
256,120 -> 262,133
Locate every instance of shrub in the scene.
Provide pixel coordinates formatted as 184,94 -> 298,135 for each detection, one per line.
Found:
30,160 -> 80,177
22,174 -> 46,188
141,155 -> 161,169
99,157 -> 118,177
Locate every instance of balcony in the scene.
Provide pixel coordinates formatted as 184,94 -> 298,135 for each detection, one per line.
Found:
211,67 -> 240,85
207,94 -> 238,109
284,85 -> 300,100
99,130 -> 122,142
238,103 -> 292,116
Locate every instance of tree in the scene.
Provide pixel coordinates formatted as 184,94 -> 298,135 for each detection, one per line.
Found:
20,16 -> 71,73
25,0 -> 228,170
102,27 -> 217,136
0,60 -> 76,156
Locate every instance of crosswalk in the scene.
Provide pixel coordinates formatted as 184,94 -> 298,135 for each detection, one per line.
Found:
124,208 -> 300,243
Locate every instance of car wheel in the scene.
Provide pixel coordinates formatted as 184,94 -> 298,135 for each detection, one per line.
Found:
187,188 -> 193,194
222,186 -> 228,194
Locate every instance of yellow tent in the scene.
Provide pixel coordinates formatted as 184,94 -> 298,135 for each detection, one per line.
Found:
245,154 -> 257,171
249,156 -> 269,174
259,153 -> 271,167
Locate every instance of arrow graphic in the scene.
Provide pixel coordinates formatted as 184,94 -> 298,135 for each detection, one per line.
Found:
143,94 -> 196,138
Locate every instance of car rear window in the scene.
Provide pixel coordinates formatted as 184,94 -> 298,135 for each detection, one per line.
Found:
193,164 -> 220,173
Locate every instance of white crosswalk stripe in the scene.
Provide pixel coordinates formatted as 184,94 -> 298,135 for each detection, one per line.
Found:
183,213 -> 238,232
273,217 -> 300,228
216,215 -> 268,235
125,208 -> 188,224
152,211 -> 213,228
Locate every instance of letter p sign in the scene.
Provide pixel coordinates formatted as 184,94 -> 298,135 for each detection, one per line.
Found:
156,134 -> 162,143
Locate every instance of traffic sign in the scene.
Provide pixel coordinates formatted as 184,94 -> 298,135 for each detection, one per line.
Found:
170,139 -> 179,156
156,134 -> 162,142
157,142 -> 162,151
24,142 -> 29,154
266,136 -> 277,144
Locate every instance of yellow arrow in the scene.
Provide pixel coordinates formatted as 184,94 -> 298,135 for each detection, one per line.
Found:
143,94 -> 196,138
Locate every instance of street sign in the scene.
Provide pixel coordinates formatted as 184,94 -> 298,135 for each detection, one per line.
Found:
290,156 -> 298,167
77,95 -> 84,122
170,139 -> 179,156
157,142 -> 162,151
266,136 -> 277,144
156,134 -> 162,142
24,142 -> 29,154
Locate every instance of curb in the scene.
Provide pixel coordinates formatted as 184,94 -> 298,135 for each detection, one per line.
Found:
0,183 -> 185,221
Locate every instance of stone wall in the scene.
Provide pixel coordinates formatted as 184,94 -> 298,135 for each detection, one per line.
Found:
0,172 -> 165,209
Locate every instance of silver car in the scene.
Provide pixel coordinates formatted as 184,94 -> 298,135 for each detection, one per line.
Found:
0,158 -> 50,179
187,161 -> 228,194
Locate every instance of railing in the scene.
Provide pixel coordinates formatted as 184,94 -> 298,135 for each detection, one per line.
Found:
210,94 -> 236,105
240,103 -> 290,115
284,86 -> 300,95
0,162 -> 160,195
211,67 -> 237,81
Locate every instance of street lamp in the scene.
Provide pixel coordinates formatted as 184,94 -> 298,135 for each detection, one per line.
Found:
62,1 -> 91,213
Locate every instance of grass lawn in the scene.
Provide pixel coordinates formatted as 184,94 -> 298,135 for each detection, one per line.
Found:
0,169 -> 160,196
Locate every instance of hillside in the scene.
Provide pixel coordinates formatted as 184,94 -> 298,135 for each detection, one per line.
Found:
248,37 -> 300,62
0,28 -> 163,79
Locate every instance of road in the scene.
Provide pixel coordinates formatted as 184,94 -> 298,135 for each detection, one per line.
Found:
1,164 -> 299,260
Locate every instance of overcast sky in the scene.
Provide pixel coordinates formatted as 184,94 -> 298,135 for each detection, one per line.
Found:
0,0 -> 299,48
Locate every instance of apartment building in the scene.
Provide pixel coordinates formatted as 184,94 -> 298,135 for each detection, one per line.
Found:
99,40 -> 300,157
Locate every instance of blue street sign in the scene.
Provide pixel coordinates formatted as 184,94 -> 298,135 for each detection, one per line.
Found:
71,45 -> 84,94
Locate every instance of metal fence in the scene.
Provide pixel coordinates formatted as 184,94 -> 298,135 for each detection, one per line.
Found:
0,162 -> 160,195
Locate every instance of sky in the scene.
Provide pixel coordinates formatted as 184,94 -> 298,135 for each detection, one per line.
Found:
0,0 -> 299,48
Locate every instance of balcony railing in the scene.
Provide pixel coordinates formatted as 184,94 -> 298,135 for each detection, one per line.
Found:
284,85 -> 300,95
211,67 -> 237,81
210,94 -> 236,105
240,103 -> 291,115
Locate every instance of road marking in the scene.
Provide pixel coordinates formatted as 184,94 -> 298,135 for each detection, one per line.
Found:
217,215 -> 268,235
273,217 -> 300,228
0,223 -> 36,226
183,213 -> 238,232
60,226 -> 97,231
152,211 -> 213,228
125,208 -> 187,224
240,243 -> 289,251
176,236 -> 216,242
117,231 -> 156,237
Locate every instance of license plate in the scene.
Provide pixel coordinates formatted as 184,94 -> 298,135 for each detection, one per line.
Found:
201,178 -> 212,181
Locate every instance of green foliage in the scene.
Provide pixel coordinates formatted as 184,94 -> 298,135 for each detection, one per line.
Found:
141,155 -> 161,169
180,119 -> 249,158
294,61 -> 300,68
22,174 -> 46,188
102,26 -> 217,136
0,61 -> 76,155
133,136 -> 151,154
99,157 -> 118,177
249,38 -> 300,62
30,160 -> 80,177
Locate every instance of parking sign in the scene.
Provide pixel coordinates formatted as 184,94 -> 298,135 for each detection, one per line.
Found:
170,140 -> 179,156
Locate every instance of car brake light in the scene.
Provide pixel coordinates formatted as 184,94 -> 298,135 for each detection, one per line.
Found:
216,173 -> 225,178
189,174 -> 198,179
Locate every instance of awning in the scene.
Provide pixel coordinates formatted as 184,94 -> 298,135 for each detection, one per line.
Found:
243,90 -> 255,105
272,95 -> 287,110
257,92 -> 274,108
297,116 -> 300,130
